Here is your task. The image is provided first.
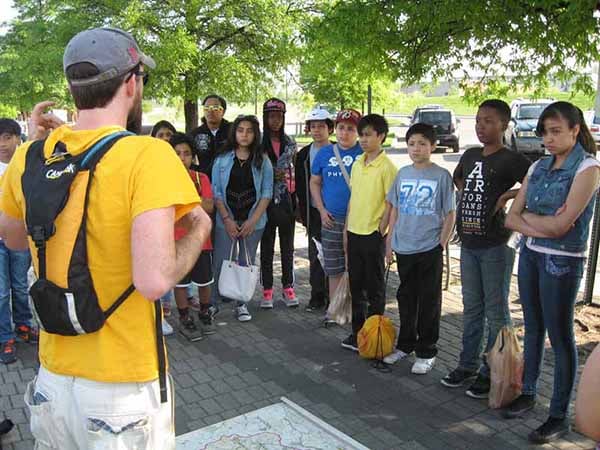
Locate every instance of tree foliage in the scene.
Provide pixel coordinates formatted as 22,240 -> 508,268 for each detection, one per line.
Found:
300,0 -> 600,105
0,0 -> 307,130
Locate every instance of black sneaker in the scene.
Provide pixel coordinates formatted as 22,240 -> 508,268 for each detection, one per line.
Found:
440,368 -> 477,388
179,315 -> 203,342
528,416 -> 570,444
198,309 -> 216,335
305,297 -> 326,312
0,340 -> 17,365
341,334 -> 358,352
502,394 -> 536,419
208,305 -> 219,317
465,374 -> 490,399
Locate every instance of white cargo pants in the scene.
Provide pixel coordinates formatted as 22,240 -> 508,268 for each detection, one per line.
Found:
24,366 -> 175,450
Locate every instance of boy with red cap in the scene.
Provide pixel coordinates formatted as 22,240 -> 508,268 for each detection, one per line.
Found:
310,109 -> 363,324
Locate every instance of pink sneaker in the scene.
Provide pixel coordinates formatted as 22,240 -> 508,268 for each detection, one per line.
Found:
282,287 -> 299,307
261,289 -> 274,309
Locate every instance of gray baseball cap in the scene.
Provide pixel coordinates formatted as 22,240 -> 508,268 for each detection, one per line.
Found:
63,27 -> 156,87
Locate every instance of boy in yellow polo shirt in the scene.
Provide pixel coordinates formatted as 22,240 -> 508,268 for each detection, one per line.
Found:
342,114 -> 397,351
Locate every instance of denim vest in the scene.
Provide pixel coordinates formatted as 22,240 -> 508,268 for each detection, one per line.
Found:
526,142 -> 596,253
211,150 -> 274,230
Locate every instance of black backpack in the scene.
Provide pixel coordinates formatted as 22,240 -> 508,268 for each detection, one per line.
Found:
22,131 -> 167,402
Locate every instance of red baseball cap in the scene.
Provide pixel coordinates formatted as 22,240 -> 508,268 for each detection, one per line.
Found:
335,109 -> 361,128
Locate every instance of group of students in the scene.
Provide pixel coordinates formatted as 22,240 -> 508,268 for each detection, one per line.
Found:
147,96 -> 599,445
304,98 -> 598,446
149,95 -> 300,340
1,90 -> 599,446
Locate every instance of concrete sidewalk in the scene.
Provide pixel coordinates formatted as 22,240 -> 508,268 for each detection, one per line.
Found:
0,226 -> 596,450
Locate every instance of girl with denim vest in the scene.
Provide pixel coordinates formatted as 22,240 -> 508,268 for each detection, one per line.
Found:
211,115 -> 273,322
505,102 -> 600,444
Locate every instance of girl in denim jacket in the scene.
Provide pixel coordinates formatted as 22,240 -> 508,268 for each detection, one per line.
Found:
505,102 -> 600,444
211,115 -> 273,322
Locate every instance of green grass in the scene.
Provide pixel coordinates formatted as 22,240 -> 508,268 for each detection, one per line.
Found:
293,134 -> 395,148
391,90 -> 596,116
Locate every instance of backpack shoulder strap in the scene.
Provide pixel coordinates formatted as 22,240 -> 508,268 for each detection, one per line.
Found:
81,131 -> 133,171
333,144 -> 351,188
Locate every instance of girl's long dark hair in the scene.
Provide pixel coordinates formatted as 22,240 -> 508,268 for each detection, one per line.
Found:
218,115 -> 264,168
150,120 -> 176,137
536,101 -> 597,155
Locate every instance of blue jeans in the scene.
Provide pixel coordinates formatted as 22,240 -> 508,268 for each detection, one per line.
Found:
518,246 -> 583,418
211,227 -> 264,306
160,290 -> 174,306
459,244 -> 514,377
0,241 -> 32,343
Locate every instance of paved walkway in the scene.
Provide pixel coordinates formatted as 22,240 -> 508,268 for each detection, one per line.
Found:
0,225 -> 597,450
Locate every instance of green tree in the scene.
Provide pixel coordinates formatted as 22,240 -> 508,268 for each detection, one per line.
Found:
300,0 -> 600,104
1,0 -> 307,130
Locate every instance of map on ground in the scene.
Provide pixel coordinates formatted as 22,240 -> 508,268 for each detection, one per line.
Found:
176,397 -> 369,450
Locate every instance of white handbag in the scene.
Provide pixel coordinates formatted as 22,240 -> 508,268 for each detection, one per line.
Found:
218,239 -> 259,303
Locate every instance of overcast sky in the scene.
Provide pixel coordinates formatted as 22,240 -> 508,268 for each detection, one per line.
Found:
0,0 -> 17,34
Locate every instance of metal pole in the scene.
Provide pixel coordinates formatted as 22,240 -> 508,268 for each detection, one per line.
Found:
584,191 -> 600,304
367,84 -> 372,114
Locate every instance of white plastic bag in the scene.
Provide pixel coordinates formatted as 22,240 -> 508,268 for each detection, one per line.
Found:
326,272 -> 351,325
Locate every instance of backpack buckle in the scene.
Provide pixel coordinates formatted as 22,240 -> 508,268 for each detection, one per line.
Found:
30,224 -> 54,248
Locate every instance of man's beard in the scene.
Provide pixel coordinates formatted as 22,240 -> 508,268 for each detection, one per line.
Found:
126,92 -> 143,134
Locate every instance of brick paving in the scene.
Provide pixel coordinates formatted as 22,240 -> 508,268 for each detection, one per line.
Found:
0,224 -> 597,449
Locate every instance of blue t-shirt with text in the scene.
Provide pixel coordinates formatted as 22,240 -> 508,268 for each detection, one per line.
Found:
311,143 -> 363,218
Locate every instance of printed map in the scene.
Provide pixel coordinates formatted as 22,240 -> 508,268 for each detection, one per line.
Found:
176,397 -> 368,450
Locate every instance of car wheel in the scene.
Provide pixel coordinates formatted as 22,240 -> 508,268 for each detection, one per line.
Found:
511,136 -> 517,152
452,141 -> 459,153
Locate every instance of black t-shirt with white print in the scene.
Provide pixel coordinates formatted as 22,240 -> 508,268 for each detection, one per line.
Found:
454,146 -> 531,249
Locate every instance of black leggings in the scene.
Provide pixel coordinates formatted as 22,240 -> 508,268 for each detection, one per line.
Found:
260,204 -> 295,289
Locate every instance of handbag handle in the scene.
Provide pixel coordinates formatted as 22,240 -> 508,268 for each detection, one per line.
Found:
228,237 -> 252,266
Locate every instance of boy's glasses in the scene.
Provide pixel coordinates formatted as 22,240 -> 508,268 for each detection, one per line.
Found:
204,105 -> 224,112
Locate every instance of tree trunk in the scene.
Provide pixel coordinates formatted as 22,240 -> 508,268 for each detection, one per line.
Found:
184,73 -> 199,132
184,100 -> 198,133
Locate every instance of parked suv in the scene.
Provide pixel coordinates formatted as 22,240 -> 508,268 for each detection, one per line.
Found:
411,107 -> 460,152
505,99 -> 552,159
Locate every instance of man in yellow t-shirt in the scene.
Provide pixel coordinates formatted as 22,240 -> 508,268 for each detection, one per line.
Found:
0,28 -> 210,450
342,114 -> 397,351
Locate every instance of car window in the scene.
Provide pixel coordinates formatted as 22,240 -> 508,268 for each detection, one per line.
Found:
418,111 -> 451,125
516,104 -> 549,120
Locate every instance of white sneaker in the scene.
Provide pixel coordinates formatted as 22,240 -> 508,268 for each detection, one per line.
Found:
383,349 -> 409,365
161,320 -> 174,336
236,304 -> 252,322
411,357 -> 436,374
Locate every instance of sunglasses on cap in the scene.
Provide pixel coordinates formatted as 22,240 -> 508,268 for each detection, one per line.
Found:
203,105 -> 224,112
126,66 -> 149,86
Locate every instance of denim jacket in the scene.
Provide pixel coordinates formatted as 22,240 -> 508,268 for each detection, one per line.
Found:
526,142 -> 596,253
211,150 -> 274,230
